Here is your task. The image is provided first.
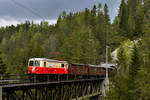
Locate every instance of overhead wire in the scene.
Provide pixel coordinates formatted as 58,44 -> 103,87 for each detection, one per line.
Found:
10,0 -> 46,73
10,0 -> 45,21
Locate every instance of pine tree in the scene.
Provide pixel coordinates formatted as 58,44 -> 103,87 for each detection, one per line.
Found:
0,52 -> 6,74
127,44 -> 141,100
84,8 -> 90,26
90,5 -> 97,27
139,3 -> 150,98
127,0 -> 138,16
128,8 -> 135,39
143,0 -> 150,25
118,0 -> 128,35
103,4 -> 110,45
104,4 -> 110,24
117,46 -> 127,76
143,0 -> 150,14
56,15 -> 62,28
106,46 -> 129,100
62,11 -> 67,18
135,0 -> 144,37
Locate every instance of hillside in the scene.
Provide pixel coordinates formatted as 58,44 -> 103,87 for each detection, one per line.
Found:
0,0 -> 150,99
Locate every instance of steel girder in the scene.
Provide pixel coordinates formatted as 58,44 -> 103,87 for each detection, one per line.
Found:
2,80 -> 102,100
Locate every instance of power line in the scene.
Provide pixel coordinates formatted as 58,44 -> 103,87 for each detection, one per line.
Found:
11,0 -> 45,21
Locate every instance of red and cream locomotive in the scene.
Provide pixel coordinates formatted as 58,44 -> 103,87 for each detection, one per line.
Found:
28,58 -> 113,80
28,58 -> 68,74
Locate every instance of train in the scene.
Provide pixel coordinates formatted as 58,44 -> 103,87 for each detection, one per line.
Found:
28,58 -> 114,81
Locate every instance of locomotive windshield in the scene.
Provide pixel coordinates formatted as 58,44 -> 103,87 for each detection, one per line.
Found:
29,60 -> 40,67
29,61 -> 34,66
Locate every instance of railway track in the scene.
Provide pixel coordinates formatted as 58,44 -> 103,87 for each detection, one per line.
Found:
0,74 -> 104,86
0,74 -> 31,85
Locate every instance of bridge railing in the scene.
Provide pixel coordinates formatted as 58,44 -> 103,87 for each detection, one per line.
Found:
0,74 -> 30,85
0,74 -> 106,86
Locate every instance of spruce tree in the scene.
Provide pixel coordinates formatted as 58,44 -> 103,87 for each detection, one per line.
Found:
127,0 -> 138,16
128,8 -> 135,39
143,0 -> 150,26
106,46 -> 129,100
143,0 -> 150,14
84,8 -> 90,26
104,4 -> 110,24
128,44 -> 140,82
0,52 -> 6,74
103,4 -> 110,45
90,5 -> 97,30
127,44 -> 141,100
135,0 -> 144,37
56,15 -> 62,28
119,0 -> 128,35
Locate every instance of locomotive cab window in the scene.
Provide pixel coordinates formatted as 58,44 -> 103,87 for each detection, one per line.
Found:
29,61 -> 34,66
29,60 -> 40,67
34,61 -> 40,66
61,64 -> 64,68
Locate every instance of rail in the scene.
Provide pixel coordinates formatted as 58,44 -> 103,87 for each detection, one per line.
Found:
0,74 -> 30,85
0,74 -> 105,86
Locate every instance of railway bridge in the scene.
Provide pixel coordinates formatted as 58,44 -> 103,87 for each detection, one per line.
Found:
0,78 -> 106,100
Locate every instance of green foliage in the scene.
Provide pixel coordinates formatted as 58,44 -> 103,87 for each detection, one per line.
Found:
0,2 -> 148,99
107,0 -> 150,99
135,0 -> 144,37
106,0 -> 150,99
0,52 -> 6,74
0,0 -> 149,99
138,5 -> 150,98
0,4 -> 118,74
106,41 -> 142,100
60,26 -> 100,64
116,0 -> 144,39
128,45 -> 141,83
119,0 -> 128,36
104,4 -> 110,24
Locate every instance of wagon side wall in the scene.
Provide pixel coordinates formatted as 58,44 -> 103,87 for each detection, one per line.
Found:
68,64 -> 88,75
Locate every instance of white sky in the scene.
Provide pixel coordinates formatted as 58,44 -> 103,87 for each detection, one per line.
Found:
0,0 -> 121,27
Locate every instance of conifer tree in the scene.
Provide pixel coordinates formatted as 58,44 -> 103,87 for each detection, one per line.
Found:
0,52 -> 6,74
143,0 -> 150,26
127,0 -> 138,16
128,7 -> 136,39
90,5 -> 97,27
143,0 -> 150,14
84,8 -> 90,26
135,0 -> 144,37
56,15 -> 62,28
106,46 -> 129,100
127,44 -> 141,100
104,4 -> 110,24
119,0 -> 128,35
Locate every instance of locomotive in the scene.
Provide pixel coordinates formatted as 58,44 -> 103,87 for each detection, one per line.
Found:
28,58 -> 113,81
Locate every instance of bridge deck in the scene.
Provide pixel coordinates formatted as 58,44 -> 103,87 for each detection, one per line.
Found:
1,78 -> 104,91
1,78 -> 104,100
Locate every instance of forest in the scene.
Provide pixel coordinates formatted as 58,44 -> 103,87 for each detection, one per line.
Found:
0,0 -> 150,99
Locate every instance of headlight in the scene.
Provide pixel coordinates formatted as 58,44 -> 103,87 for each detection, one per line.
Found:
36,68 -> 39,71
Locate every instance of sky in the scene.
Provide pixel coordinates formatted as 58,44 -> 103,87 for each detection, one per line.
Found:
0,0 -> 121,27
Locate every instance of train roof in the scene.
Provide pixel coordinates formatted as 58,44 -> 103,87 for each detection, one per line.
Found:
29,58 -> 68,63
89,64 -> 114,69
100,62 -> 117,69
70,63 -> 113,69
